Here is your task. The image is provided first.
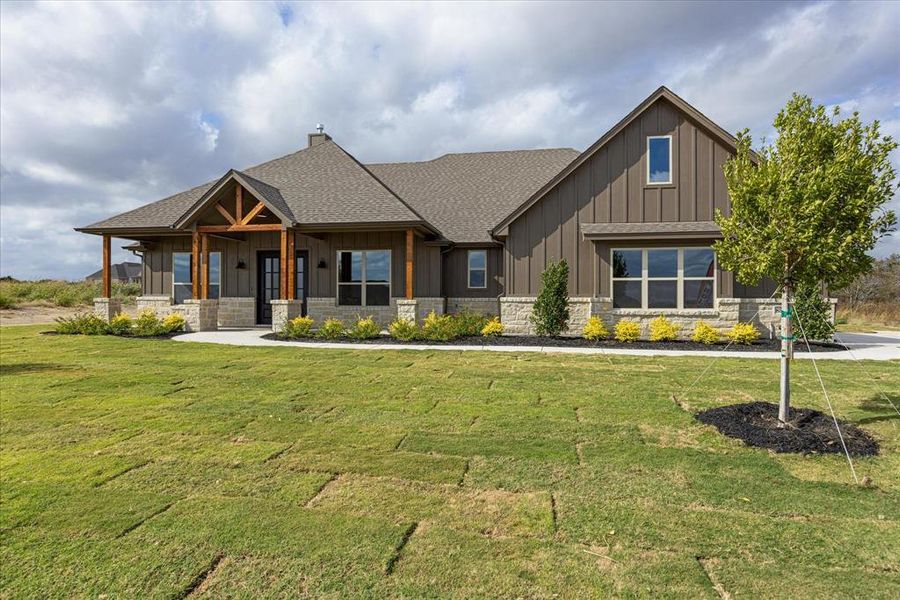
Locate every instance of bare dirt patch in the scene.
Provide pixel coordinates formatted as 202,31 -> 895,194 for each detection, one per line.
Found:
1,303 -> 139,325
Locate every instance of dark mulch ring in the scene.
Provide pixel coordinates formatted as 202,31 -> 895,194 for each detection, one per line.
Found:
263,333 -> 845,352
696,401 -> 879,456
41,331 -> 181,339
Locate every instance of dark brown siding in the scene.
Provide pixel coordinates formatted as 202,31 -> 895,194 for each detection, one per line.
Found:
442,247 -> 504,298
505,97 -> 735,296
141,230 -> 441,298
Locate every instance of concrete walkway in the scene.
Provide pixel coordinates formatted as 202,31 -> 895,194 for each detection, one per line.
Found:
173,328 -> 900,361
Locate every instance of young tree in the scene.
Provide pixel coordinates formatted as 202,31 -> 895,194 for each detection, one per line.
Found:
531,259 -> 570,336
714,93 -> 897,424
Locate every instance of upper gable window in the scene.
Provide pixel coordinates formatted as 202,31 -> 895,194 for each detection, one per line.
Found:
647,136 -> 672,184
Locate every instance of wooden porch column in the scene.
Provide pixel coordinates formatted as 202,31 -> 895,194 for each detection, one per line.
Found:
101,234 -> 111,298
405,228 -> 414,299
286,231 -> 296,301
201,233 -> 210,300
191,230 -> 200,299
280,228 -> 288,300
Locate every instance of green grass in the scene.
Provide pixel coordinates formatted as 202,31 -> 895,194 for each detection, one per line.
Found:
0,279 -> 140,308
1,325 -> 898,598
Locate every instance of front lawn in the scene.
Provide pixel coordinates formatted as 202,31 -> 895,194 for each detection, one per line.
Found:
1,325 -> 898,598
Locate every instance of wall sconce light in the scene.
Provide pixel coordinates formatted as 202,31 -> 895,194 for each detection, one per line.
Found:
236,260 -> 247,269
317,259 -> 327,269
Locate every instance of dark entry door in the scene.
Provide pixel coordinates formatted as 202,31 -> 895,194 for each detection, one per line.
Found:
296,250 -> 309,317
256,251 -> 279,325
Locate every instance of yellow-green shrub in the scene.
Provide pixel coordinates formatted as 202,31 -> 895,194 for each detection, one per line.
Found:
389,318 -> 419,341
162,313 -> 186,333
582,316 -> 610,341
481,317 -> 503,337
422,311 -> 457,341
649,316 -> 680,342
726,322 -> 761,345
451,310 -> 490,337
691,321 -> 720,345
283,315 -> 314,338
348,316 -> 380,340
133,310 -> 166,336
614,320 -> 641,343
317,318 -> 346,339
109,313 -> 133,335
54,313 -> 109,335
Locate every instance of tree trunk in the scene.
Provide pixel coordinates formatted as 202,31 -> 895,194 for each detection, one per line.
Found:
779,281 -> 793,426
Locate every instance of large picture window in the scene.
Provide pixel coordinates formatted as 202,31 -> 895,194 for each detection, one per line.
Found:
173,252 -> 192,304
647,135 -> 672,184
337,250 -> 390,306
207,252 -> 221,300
612,248 -> 715,309
468,250 -> 487,289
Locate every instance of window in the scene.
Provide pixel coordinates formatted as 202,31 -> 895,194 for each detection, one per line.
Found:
207,252 -> 221,300
611,248 -> 715,309
337,250 -> 390,306
173,252 -> 192,304
647,135 -> 672,184
468,250 -> 487,288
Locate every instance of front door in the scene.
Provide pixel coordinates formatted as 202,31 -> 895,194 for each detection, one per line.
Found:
256,251 -> 279,325
296,250 -> 309,316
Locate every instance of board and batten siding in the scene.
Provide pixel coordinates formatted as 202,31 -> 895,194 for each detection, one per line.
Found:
141,230 -> 441,299
442,247 -> 504,298
504,97 -> 737,298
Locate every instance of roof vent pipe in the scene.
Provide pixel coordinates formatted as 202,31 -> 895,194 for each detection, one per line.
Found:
316,123 -> 324,133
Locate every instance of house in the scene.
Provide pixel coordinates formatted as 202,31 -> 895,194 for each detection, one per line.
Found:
77,87 -> 780,335
85,261 -> 142,284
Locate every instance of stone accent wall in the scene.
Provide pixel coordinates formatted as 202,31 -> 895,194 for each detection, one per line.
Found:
414,297 -> 445,321
307,297 -> 398,327
136,295 -> 172,311
396,299 -> 417,323
270,300 -> 302,333
134,296 -> 217,332
446,297 -> 499,317
218,297 -> 256,328
93,298 -> 123,322
499,297 -> 599,335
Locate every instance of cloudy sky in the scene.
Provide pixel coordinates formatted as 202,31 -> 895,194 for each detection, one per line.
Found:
1,0 -> 898,279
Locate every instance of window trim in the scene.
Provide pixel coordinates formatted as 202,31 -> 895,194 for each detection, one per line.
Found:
336,249 -> 391,306
646,135 -> 673,185
611,247 -> 716,310
172,251 -> 221,303
467,249 -> 488,289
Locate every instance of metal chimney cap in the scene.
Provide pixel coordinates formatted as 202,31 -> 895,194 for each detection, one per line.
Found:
316,123 -> 324,134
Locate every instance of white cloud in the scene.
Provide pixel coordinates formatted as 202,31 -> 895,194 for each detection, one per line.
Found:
1,0 -> 898,280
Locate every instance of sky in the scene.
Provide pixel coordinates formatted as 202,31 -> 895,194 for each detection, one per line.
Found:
1,0 -> 898,280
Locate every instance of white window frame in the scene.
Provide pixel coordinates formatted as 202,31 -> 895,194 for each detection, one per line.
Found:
646,135 -> 673,185
611,247 -> 716,310
336,249 -> 391,306
467,249 -> 487,289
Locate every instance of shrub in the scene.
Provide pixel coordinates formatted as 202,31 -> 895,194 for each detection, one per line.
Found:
691,321 -> 720,345
422,311 -> 458,341
451,310 -> 490,337
793,284 -> 835,341
582,316 -> 610,341
132,310 -> 167,337
161,313 -> 186,333
283,315 -> 314,339
649,316 -> 680,342
613,320 -> 641,343
317,318 -> 346,340
389,318 -> 419,341
0,294 -> 15,309
348,316 -> 380,340
481,317 -> 503,337
726,322 -> 760,345
109,313 -> 133,335
54,313 -> 109,335
531,260 -> 570,336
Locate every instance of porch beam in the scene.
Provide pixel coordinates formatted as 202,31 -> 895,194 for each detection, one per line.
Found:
279,229 -> 288,300
286,231 -> 296,301
191,230 -> 200,299
241,201 -> 266,225
101,234 -> 111,298
405,228 -> 414,299
201,233 -> 210,300
215,202 -> 236,225
235,185 -> 243,223
197,224 -> 282,233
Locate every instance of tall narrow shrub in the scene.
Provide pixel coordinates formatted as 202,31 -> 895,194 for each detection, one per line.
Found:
531,259 -> 570,337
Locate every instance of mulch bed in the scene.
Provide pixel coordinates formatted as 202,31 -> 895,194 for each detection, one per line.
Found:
262,333 -> 844,352
696,401 -> 878,456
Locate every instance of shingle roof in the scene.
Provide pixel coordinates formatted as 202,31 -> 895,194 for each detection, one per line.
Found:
368,148 -> 578,243
581,221 -> 721,239
85,262 -> 142,281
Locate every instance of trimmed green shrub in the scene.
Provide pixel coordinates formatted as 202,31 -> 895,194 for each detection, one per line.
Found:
582,316 -> 610,341
422,311 -> 458,341
691,321 -> 720,345
161,313 -> 186,333
317,318 -> 346,340
54,313 -> 109,335
283,316 -> 314,339
389,318 -> 419,341
614,320 -> 641,343
531,260 -> 570,336
726,322 -> 760,345
132,310 -> 167,337
348,316 -> 380,340
109,314 -> 133,335
793,284 -> 835,341
481,317 -> 503,337
451,310 -> 490,337
649,316 -> 680,342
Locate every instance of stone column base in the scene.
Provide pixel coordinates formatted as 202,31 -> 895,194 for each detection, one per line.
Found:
93,298 -> 123,322
396,299 -> 418,323
179,299 -> 218,332
271,300 -> 302,333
